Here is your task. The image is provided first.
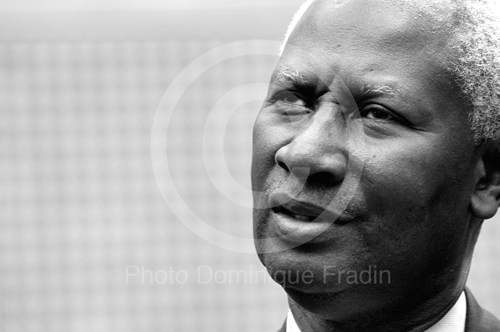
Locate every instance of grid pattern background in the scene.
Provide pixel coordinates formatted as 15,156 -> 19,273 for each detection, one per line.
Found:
1,5 -> 500,332
0,40 -> 290,332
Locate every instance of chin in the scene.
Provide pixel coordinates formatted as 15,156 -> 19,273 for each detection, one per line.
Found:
258,246 -> 359,295
256,246 -> 406,321
286,281 -> 400,322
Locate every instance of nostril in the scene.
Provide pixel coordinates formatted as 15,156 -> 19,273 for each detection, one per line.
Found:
274,143 -> 347,183
277,160 -> 289,172
308,171 -> 339,186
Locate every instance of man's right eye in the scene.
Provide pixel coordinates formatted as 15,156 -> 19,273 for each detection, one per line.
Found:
275,91 -> 307,107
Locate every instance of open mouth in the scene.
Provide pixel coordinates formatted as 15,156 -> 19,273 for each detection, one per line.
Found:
272,205 -> 316,222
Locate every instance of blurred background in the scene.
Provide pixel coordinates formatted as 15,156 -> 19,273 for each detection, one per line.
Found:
1,1 -> 499,331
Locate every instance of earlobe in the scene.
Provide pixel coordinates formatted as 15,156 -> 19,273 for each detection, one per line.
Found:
470,146 -> 500,220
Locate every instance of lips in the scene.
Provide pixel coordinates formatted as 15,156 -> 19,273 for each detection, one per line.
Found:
274,205 -> 315,222
268,192 -> 341,244
269,191 -> 332,222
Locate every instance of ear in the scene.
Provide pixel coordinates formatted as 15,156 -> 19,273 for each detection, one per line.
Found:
470,144 -> 500,220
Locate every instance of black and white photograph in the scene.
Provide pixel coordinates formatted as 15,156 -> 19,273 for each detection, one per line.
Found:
2,0 -> 500,331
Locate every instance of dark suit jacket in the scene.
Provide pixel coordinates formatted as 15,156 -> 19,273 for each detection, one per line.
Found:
277,288 -> 500,331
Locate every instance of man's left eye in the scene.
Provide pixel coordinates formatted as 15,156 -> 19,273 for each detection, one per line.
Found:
361,106 -> 395,121
275,91 -> 307,107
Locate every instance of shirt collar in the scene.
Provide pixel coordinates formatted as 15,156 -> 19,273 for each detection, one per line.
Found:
286,291 -> 466,332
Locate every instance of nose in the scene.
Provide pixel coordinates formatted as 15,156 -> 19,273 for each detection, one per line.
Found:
274,109 -> 348,185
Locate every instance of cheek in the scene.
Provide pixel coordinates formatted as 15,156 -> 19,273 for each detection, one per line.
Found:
362,138 -> 474,207
251,114 -> 287,189
359,143 -> 475,254
252,112 -> 288,152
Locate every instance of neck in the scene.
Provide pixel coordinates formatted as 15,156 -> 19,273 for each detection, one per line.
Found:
288,286 -> 465,332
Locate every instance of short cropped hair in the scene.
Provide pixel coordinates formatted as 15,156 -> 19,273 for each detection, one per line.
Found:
280,0 -> 500,143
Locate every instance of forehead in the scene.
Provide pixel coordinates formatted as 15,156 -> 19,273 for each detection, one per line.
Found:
286,0 -> 455,66
278,0 -> 462,104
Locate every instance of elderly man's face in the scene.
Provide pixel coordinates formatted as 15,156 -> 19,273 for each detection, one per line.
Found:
252,0 -> 482,320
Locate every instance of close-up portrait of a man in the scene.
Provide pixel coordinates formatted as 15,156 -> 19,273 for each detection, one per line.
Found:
251,0 -> 500,331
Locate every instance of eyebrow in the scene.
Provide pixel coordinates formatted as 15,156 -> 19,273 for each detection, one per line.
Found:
275,68 -> 400,99
276,66 -> 308,85
360,84 -> 399,97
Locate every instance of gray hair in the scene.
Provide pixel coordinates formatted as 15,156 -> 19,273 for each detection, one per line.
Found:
280,0 -> 500,143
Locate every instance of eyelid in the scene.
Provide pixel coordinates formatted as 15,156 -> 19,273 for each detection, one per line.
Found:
359,103 -> 411,125
361,104 -> 393,118
273,89 -> 309,107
